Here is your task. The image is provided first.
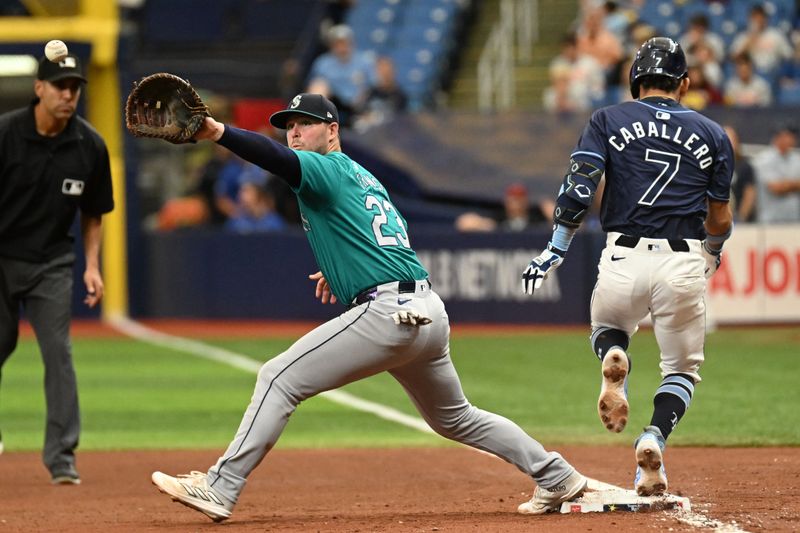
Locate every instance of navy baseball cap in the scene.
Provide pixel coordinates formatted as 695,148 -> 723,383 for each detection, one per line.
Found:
37,54 -> 87,83
269,93 -> 339,129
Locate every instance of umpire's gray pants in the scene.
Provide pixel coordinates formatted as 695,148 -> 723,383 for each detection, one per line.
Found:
208,281 -> 575,504
0,254 -> 79,474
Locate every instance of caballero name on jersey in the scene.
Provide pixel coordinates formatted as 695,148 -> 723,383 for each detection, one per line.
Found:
608,122 -> 713,169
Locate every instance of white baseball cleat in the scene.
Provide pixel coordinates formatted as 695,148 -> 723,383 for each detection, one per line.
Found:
517,470 -> 588,514
152,470 -> 233,522
598,347 -> 629,433
634,427 -> 667,496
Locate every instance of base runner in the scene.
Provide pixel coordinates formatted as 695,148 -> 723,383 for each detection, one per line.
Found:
522,38 -> 733,496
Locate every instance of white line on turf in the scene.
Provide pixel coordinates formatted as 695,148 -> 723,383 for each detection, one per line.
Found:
107,317 -> 747,532
108,317 -> 435,435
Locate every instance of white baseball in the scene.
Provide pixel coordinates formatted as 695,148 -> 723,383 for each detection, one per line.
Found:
45,40 -> 69,63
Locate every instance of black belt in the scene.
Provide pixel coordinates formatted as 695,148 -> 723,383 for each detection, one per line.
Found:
615,235 -> 690,252
350,280 -> 430,308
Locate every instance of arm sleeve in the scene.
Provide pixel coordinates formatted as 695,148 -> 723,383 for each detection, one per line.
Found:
218,125 -> 302,189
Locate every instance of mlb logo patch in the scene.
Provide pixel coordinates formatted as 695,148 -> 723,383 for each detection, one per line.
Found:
62,179 -> 84,196
59,56 -> 78,69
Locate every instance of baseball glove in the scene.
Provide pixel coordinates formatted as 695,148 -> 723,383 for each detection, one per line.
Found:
125,73 -> 210,144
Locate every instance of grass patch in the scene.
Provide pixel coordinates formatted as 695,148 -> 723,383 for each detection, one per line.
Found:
1,327 -> 797,451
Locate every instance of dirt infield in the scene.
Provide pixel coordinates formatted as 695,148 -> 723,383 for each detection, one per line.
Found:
1,446 -> 797,532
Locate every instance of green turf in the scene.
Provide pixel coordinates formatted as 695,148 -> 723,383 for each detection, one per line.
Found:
1,327 -> 797,452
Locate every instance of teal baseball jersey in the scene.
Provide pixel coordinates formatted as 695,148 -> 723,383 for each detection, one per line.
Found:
293,150 -> 428,304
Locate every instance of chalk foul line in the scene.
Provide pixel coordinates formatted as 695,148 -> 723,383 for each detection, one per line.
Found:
107,317 -> 435,435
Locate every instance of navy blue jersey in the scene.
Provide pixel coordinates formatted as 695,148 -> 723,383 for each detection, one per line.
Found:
573,96 -> 733,239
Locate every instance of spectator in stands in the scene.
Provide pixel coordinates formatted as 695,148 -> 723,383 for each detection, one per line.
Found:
545,33 -> 606,111
752,122 -> 800,223
543,65 -> 589,113
576,5 -> 624,78
724,53 -> 773,107
688,39 -> 723,89
211,150 -> 249,221
154,146 -> 243,231
306,24 -> 377,127
601,1 -> 635,43
679,14 -> 725,63
605,21 -> 655,101
353,56 -> 408,132
724,125 -> 757,222
778,32 -> 800,99
683,63 -> 723,110
194,145 -> 241,225
730,4 -> 793,78
627,20 -> 657,52
455,183 -> 553,232
225,167 -> 287,233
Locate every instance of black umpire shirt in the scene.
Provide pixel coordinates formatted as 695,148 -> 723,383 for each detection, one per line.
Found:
0,102 -> 114,263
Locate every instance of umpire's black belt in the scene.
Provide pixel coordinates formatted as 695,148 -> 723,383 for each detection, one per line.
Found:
615,235 -> 690,252
350,280 -> 431,308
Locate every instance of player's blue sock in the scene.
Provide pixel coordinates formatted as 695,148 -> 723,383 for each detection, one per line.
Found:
650,373 -> 695,440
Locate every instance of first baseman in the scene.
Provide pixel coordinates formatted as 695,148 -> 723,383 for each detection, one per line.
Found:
150,94 -> 588,521
522,37 -> 734,496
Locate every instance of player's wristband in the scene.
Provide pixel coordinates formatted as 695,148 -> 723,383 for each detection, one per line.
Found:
705,223 -> 733,251
549,224 -> 577,255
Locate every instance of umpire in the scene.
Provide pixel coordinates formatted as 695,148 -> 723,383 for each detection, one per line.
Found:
0,53 -> 114,484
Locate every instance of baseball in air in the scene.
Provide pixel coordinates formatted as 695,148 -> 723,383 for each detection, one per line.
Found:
45,40 -> 69,62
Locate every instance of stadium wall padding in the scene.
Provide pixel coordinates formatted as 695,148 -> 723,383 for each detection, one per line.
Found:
129,228 -> 600,324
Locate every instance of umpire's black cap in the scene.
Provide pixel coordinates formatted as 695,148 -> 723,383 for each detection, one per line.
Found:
269,93 -> 339,129
37,54 -> 87,84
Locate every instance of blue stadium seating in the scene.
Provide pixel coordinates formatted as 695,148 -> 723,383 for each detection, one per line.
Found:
344,0 -> 468,109
778,84 -> 800,105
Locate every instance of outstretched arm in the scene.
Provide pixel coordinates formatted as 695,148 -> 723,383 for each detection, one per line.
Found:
194,117 -> 302,189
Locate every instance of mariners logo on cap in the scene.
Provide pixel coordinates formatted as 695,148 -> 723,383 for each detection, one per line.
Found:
290,95 -> 302,109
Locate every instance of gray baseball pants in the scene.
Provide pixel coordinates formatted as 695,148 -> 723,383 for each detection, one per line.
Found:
0,253 -> 79,475
208,280 -> 575,504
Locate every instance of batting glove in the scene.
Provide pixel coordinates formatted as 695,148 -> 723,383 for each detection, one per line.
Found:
391,309 -> 432,326
702,241 -> 722,279
522,244 -> 565,295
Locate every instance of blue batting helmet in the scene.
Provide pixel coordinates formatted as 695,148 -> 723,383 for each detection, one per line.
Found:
629,37 -> 687,99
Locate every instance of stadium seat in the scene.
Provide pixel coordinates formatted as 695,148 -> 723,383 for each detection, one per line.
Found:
778,84 -> 800,105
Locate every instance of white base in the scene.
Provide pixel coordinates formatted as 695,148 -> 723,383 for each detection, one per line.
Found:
561,478 -> 691,513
